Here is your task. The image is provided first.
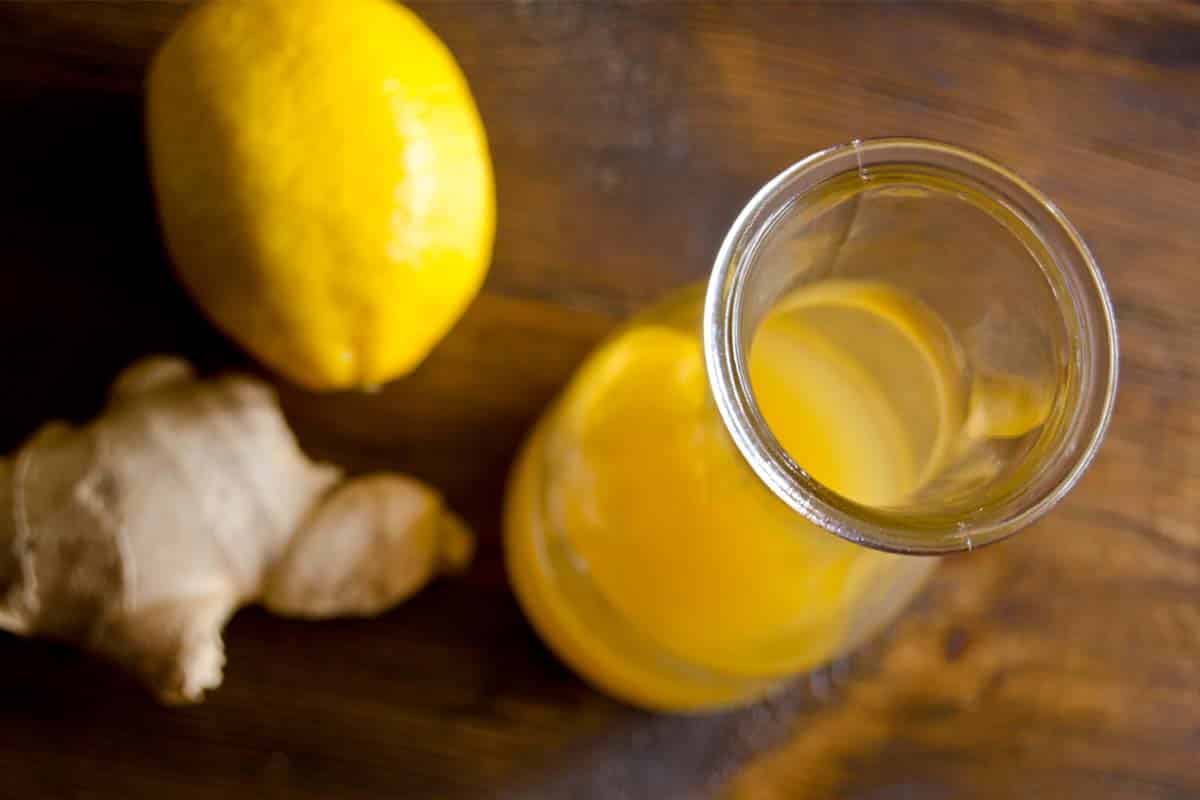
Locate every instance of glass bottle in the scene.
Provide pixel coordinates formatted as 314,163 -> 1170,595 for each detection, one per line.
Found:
505,138 -> 1118,712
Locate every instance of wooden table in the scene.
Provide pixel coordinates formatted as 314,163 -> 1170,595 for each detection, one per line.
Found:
2,2 -> 1198,797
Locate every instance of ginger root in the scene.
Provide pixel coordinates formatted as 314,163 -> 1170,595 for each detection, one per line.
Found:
0,356 -> 472,703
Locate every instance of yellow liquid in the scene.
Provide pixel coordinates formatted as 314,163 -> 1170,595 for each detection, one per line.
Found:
506,281 -> 991,710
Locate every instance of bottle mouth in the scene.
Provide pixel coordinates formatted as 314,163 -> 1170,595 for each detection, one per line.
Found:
703,138 -> 1118,555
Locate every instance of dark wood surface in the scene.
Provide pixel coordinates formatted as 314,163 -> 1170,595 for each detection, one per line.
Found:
2,2 -> 1199,798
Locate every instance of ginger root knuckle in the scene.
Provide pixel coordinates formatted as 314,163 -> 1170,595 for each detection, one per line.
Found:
263,474 -> 475,619
109,355 -> 197,403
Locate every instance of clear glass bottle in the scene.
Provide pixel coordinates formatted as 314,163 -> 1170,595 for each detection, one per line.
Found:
505,139 -> 1118,712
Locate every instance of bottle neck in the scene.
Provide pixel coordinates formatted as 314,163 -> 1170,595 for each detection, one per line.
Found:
704,138 -> 1118,554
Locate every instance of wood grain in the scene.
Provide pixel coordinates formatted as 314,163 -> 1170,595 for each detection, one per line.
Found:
1,2 -> 1198,798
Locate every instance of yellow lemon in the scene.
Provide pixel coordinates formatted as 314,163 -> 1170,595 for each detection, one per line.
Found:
147,0 -> 494,390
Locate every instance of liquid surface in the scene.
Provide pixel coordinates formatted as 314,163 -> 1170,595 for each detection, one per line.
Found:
505,279 -> 1046,708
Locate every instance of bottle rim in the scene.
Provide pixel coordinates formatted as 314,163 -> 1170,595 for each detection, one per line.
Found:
703,137 -> 1119,555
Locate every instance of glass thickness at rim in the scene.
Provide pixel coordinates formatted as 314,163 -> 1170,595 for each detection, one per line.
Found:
703,138 -> 1119,556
